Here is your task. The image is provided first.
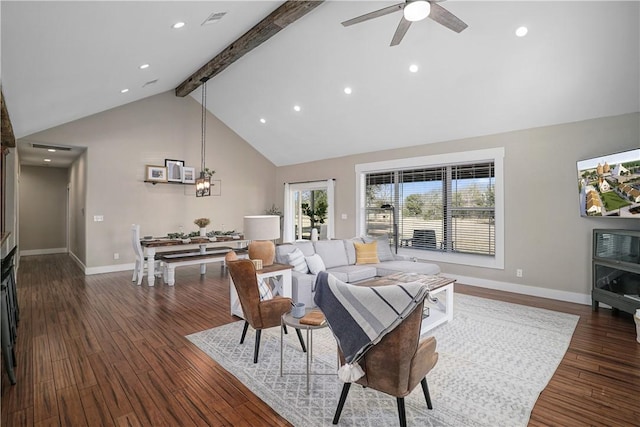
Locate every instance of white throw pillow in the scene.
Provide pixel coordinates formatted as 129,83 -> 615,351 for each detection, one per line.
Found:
305,254 -> 326,275
287,248 -> 309,273
257,278 -> 273,301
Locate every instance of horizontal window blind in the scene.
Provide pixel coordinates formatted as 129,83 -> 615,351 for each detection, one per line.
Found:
365,162 -> 495,256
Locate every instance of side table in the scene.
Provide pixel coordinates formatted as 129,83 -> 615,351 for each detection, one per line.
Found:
280,308 -> 332,394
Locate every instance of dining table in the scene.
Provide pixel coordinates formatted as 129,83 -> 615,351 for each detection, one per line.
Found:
140,236 -> 248,286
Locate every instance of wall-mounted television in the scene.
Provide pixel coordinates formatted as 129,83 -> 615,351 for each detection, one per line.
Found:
577,148 -> 640,217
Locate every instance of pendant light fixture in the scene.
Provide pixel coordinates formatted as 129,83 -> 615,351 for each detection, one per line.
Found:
195,77 -> 211,197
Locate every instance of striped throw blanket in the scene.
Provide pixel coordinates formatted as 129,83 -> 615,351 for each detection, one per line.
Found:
314,271 -> 429,378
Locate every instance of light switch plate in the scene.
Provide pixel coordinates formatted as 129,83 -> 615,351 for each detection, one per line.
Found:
93,215 -> 104,222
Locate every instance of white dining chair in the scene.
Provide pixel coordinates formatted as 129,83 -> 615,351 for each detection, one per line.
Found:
131,224 -> 161,285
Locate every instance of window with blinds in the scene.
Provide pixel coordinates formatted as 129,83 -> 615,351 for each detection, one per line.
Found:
364,161 -> 495,256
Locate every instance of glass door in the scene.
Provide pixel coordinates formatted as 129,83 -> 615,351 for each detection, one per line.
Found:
284,180 -> 334,242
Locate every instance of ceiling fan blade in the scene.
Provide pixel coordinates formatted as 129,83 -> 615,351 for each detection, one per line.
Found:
390,16 -> 412,46
428,2 -> 468,33
342,3 -> 404,27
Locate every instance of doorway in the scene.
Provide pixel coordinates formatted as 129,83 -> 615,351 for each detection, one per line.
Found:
283,180 -> 334,242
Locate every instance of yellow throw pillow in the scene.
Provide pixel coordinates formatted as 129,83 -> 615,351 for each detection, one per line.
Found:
354,241 -> 380,265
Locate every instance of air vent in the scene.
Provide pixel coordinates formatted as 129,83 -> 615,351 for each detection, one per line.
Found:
202,12 -> 227,25
32,143 -> 71,151
143,79 -> 158,88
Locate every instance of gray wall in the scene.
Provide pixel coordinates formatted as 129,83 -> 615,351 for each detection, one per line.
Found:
276,113 -> 640,299
15,89 -> 640,301
19,165 -> 68,251
21,91 -> 277,269
68,151 -> 87,264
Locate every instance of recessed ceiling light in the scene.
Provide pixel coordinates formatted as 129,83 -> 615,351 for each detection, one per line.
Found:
120,88 -> 129,93
44,159 -> 51,162
344,87 -> 352,95
515,26 -> 528,37
172,22 -> 185,29
47,149 -> 56,152
260,118 -> 266,124
409,64 -> 419,73
139,64 -> 150,69
293,105 -> 301,112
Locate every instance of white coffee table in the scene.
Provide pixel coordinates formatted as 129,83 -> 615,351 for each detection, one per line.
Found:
358,273 -> 456,335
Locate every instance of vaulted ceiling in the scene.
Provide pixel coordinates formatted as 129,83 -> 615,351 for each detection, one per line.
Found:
2,1 -> 639,167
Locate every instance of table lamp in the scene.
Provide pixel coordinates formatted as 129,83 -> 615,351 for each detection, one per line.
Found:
244,215 -> 281,267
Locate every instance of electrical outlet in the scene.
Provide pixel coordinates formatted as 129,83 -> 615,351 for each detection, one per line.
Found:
93,215 -> 104,222
113,253 -> 119,260
341,213 -> 348,220
516,269 -> 523,278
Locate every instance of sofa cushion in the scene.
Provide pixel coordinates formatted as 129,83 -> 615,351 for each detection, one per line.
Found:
293,240 -> 315,256
327,265 -> 377,283
374,260 -> 441,277
363,234 -> 395,262
354,241 -> 380,265
305,254 -> 326,275
343,237 -> 363,265
314,240 -> 349,269
287,248 -> 309,273
275,243 -> 296,264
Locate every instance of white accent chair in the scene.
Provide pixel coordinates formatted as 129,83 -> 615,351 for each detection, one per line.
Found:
131,224 -> 161,285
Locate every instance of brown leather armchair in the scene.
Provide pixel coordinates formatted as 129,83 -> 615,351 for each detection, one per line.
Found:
332,304 -> 438,426
226,258 -> 306,363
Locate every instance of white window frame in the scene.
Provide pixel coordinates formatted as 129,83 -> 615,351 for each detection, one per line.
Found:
283,180 -> 335,242
355,148 -> 504,270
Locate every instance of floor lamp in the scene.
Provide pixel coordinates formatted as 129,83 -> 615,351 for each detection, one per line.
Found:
244,215 -> 281,267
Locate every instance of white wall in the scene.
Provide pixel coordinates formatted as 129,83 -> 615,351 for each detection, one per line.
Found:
276,113 -> 640,301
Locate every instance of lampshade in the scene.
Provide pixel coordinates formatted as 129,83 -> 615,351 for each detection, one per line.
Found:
243,215 -> 281,241
404,0 -> 430,22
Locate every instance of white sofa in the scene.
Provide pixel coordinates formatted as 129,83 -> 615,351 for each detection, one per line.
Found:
275,236 -> 440,307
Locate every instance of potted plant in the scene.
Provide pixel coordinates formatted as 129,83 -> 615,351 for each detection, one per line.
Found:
194,217 -> 211,236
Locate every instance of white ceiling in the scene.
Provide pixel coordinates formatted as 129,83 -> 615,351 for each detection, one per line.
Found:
3,1 -> 639,167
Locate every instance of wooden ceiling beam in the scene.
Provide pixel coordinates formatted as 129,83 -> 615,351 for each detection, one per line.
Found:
175,0 -> 324,97
1,90 -> 16,148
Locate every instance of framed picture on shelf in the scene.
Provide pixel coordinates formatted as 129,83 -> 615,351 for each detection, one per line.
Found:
145,165 -> 168,182
165,159 -> 184,182
182,167 -> 196,184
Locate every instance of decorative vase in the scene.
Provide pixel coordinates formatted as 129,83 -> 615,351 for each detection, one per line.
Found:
200,227 -> 207,237
634,309 -> 640,344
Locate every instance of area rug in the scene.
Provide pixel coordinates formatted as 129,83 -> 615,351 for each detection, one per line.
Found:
186,294 -> 579,426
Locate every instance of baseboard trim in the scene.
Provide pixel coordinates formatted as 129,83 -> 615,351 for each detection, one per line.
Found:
68,251 -> 86,272
85,263 -> 135,275
20,247 -> 67,256
444,273 -> 591,306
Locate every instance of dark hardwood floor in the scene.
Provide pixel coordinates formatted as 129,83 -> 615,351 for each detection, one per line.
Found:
2,254 -> 639,426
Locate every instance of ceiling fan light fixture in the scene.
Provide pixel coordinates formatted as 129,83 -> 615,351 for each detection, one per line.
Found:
403,0 -> 431,22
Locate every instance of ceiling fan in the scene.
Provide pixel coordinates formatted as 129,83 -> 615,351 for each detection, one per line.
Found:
341,0 -> 468,46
